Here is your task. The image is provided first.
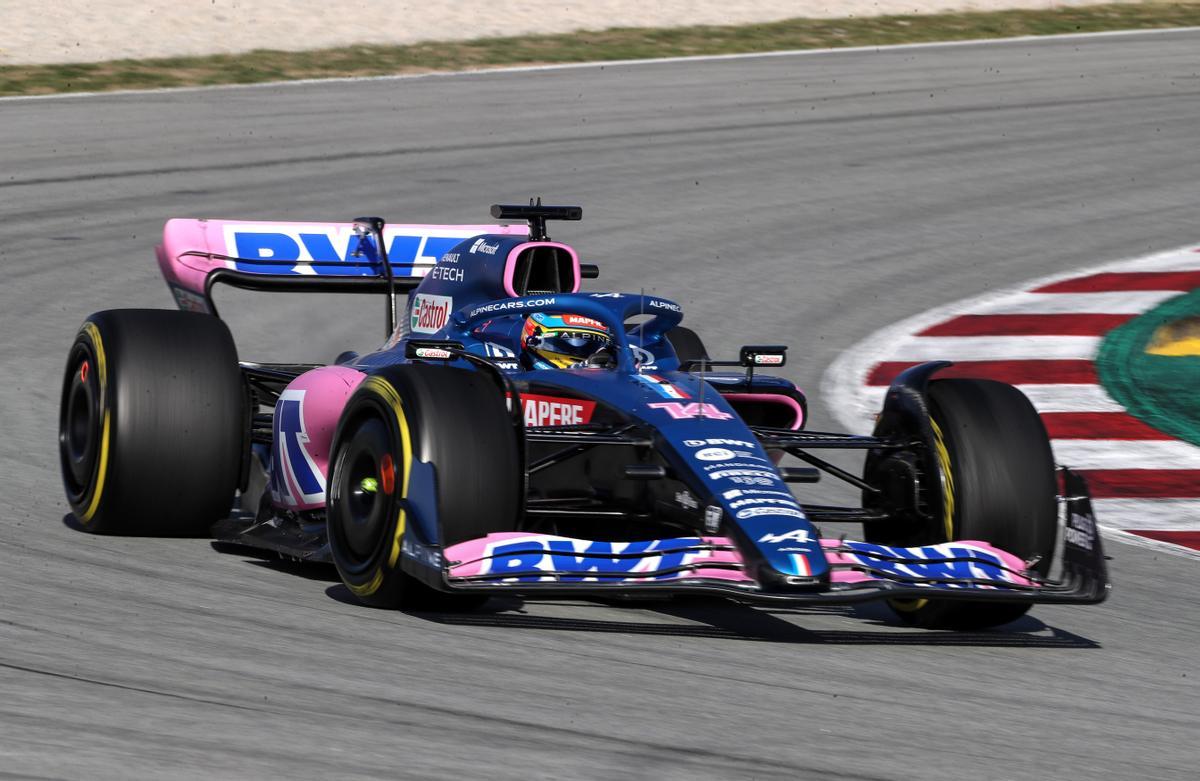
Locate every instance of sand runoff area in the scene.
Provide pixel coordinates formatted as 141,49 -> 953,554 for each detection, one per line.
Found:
0,1 -> 1146,66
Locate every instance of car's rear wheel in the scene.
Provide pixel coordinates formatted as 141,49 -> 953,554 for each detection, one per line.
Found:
59,309 -> 244,535
327,363 -> 521,609
866,378 -> 1058,629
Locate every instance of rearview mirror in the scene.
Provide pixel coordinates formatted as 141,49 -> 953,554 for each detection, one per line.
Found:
739,345 -> 787,368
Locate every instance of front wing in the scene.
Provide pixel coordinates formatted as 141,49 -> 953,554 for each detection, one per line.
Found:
437,486 -> 1108,606
216,464 -> 1108,608
440,534 -> 1106,606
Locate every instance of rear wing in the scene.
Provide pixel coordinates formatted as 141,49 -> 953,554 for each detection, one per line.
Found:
156,218 -> 527,317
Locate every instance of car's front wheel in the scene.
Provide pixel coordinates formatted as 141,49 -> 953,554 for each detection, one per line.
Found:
865,378 -> 1058,629
327,363 -> 521,609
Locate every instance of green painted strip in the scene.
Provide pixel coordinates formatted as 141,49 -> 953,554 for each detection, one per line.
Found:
1096,288 -> 1200,448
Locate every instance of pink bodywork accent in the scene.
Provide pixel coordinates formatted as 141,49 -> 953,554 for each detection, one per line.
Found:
156,218 -> 528,301
822,539 -> 1034,586
271,365 -> 365,511
647,402 -> 734,420
721,392 -> 805,430
445,533 -> 754,582
502,241 -> 581,298
444,534 -> 1034,588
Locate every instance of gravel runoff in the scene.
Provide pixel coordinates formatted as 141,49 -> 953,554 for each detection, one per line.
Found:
0,0 -> 1149,65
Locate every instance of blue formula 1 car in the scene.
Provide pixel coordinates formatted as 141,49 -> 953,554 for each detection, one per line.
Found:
58,202 -> 1109,629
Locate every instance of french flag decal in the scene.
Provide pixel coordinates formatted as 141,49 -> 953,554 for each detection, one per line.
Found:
790,554 -> 812,577
636,374 -> 690,399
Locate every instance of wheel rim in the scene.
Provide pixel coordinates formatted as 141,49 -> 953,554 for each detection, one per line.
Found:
886,413 -> 956,617
60,344 -> 100,498
332,416 -> 399,564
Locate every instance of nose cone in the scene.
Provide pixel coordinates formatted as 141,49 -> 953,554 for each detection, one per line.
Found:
657,407 -> 830,588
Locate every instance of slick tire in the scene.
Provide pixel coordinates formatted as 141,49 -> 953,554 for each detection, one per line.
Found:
59,309 -> 244,536
327,363 -> 521,610
666,326 -> 710,366
869,378 -> 1058,630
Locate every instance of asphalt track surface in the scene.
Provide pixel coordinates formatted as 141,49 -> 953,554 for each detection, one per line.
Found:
2,30 -> 1198,780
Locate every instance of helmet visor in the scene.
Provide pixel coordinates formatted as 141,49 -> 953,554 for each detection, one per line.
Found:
530,329 -> 611,367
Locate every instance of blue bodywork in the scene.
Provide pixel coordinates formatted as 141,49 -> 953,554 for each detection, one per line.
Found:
349,231 -> 827,590
220,214 -> 1107,608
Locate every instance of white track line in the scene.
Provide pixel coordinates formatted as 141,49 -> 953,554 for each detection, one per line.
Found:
859,383 -> 1126,414
1052,440 -> 1200,471
4,26 -> 1200,103
1093,250 -> 1200,272
1011,384 -> 1126,414
978,290 -> 1183,315
887,335 -> 1100,361
1099,527 -> 1200,561
1091,499 -> 1200,531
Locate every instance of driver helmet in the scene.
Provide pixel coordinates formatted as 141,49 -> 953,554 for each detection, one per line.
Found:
522,313 -> 614,369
